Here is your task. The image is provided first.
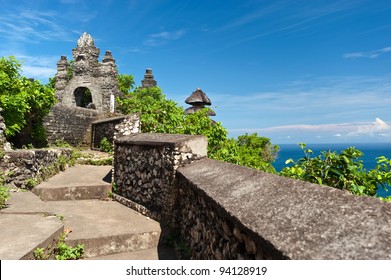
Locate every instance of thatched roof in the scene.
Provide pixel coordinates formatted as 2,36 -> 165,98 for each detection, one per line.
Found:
184,106 -> 216,116
185,88 -> 212,106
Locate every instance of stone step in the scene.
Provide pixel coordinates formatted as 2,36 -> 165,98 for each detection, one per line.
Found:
84,244 -> 177,260
45,199 -> 161,258
85,248 -> 159,260
0,191 -> 65,260
1,191 -> 162,259
33,165 -> 112,201
85,245 -> 177,260
0,213 -> 64,260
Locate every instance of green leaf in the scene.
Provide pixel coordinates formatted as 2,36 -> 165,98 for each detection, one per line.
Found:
285,158 -> 294,164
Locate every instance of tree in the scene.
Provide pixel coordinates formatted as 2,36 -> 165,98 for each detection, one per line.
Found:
0,56 -> 56,145
236,133 -> 279,172
117,73 -> 135,96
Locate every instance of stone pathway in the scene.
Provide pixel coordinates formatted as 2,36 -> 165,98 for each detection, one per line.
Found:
0,164 -> 175,260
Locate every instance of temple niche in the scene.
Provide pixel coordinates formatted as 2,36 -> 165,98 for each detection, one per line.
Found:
54,32 -> 120,112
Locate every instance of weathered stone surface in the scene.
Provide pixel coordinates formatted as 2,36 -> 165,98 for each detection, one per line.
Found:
177,158 -> 391,259
115,133 -> 207,157
0,148 -> 72,189
43,104 -> 104,146
0,214 -> 64,260
0,107 -> 6,150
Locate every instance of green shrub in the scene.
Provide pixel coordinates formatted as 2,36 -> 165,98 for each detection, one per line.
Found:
34,232 -> 84,260
0,56 -> 56,144
99,137 -> 113,153
0,185 -> 10,209
33,247 -> 47,260
280,143 -> 391,197
55,237 -> 84,260
53,139 -> 72,148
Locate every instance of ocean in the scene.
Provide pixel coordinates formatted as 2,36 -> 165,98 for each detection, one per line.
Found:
273,143 -> 391,198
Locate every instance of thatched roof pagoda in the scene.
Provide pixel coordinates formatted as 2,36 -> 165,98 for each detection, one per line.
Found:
184,88 -> 215,116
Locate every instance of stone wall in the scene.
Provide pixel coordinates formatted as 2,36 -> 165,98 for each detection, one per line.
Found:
0,148 -> 72,189
113,133 -> 391,260
113,133 -> 207,222
178,159 -> 391,259
0,108 -> 6,150
91,113 -> 140,150
44,104 -> 104,146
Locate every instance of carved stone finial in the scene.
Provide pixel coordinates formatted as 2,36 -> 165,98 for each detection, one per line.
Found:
141,68 -> 157,88
77,32 -> 94,48
102,50 -> 115,64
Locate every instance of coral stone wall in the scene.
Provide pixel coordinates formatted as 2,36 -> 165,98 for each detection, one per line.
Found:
177,158 -> 391,260
0,148 -> 72,189
176,169 -> 283,260
0,108 -> 6,150
113,133 -> 207,222
91,113 -> 140,149
44,104 -> 104,146
113,132 -> 391,260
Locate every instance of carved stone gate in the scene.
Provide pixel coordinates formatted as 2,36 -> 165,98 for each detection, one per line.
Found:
54,32 -> 120,112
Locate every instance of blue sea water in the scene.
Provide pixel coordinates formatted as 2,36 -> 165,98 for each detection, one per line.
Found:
273,143 -> 391,198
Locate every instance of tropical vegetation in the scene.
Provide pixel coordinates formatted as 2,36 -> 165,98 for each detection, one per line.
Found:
280,143 -> 391,199
0,56 -> 56,146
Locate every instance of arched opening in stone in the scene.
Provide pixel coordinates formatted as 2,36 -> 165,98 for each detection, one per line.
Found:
74,87 -> 94,108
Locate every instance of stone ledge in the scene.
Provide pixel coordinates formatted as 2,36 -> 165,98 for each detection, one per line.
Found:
177,158 -> 391,259
92,113 -> 139,124
115,133 -> 207,156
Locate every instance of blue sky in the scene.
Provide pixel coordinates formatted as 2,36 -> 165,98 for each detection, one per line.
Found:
1,0 -> 391,144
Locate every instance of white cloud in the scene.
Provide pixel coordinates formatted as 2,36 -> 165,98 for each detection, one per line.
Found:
213,74 -> 391,132
0,10 -> 77,43
228,118 -> 391,141
144,30 -> 185,47
343,47 -> 391,59
348,118 -> 391,136
11,54 -> 58,81
21,65 -> 56,81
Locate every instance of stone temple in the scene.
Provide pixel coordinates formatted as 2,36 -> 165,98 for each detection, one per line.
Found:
44,32 -> 125,146
54,32 -> 120,112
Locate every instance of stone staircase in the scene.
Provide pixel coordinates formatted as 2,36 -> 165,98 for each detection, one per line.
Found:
0,165 -> 174,260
